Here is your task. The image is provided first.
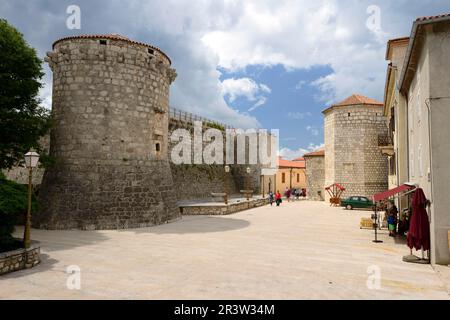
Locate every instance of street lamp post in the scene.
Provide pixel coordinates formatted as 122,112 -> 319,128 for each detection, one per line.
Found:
224,165 -> 230,205
23,149 -> 39,249
246,167 -> 251,201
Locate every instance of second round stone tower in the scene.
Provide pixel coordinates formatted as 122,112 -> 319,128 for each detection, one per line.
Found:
323,94 -> 388,200
38,34 -> 179,230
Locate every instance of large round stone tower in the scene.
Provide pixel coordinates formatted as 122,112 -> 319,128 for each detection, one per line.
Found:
38,34 -> 179,230
323,94 -> 388,200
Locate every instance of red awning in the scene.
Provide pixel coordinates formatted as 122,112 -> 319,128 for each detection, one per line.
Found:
373,184 -> 414,202
325,183 -> 345,191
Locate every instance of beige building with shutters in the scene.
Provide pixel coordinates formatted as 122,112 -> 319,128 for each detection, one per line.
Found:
382,14 -> 450,265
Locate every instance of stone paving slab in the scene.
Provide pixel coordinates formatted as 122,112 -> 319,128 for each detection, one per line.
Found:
1,201 -> 449,299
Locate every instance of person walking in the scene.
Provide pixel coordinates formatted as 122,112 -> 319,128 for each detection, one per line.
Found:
285,187 -> 291,202
275,190 -> 282,207
268,191 -> 274,206
387,205 -> 398,236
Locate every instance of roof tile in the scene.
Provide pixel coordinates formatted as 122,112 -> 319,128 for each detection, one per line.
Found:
332,94 -> 383,107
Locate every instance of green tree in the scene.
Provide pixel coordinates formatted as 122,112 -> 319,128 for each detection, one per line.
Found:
0,19 -> 50,169
0,172 -> 37,251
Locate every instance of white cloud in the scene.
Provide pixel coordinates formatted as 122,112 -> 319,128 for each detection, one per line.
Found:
306,126 -> 320,136
287,112 -> 312,120
201,0 -> 397,104
39,81 -> 52,110
295,80 -> 307,90
278,143 -> 324,160
221,77 -> 271,112
3,0 -> 441,128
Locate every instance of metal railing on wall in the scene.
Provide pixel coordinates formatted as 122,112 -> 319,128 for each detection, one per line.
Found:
169,107 -> 233,130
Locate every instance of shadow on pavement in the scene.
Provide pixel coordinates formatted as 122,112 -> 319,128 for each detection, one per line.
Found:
130,216 -> 251,235
13,226 -> 111,252
0,253 -> 58,279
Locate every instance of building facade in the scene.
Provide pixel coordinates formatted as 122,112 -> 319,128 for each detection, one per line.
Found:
303,150 -> 325,201
261,157 -> 306,195
323,94 -> 389,200
275,157 -> 306,193
388,14 -> 450,265
381,37 -> 410,213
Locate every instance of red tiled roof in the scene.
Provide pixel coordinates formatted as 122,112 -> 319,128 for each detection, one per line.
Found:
277,157 -> 306,169
303,149 -> 325,157
292,157 -> 305,162
415,13 -> 450,22
52,33 -> 171,65
332,94 -> 383,107
399,13 -> 450,94
322,94 -> 383,113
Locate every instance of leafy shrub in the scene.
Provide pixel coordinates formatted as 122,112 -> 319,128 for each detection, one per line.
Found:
0,172 -> 37,251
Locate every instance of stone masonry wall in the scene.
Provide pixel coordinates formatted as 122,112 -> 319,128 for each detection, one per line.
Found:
304,155 -> 325,201
168,119 -> 262,201
3,135 -> 49,185
36,36 -> 179,230
4,36 -> 267,228
324,104 -> 388,200
0,241 -> 40,275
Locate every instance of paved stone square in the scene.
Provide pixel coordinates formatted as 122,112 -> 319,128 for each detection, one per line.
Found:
1,201 -> 449,299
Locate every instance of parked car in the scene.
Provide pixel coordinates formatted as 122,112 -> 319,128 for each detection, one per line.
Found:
341,196 -> 374,210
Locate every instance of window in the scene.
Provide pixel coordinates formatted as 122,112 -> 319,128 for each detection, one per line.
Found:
348,113 -> 351,117
352,197 -> 359,201
148,48 -> 154,55
99,39 -> 107,45
389,154 -> 396,175
297,173 -> 299,183
361,198 -> 368,202
282,173 -> 286,183
155,143 -> 161,152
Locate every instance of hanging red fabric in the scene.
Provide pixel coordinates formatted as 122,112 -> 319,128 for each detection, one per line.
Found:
407,188 -> 431,251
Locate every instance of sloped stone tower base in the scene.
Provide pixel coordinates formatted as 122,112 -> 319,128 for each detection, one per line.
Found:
37,162 -> 178,230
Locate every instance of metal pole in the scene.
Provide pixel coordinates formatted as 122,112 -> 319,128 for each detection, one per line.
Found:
261,175 -> 265,198
224,167 -> 228,205
373,206 -> 383,243
246,173 -> 250,201
289,168 -> 292,189
23,166 -> 32,248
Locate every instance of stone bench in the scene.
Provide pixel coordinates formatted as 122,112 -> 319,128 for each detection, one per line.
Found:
240,190 -> 253,200
211,192 -> 228,204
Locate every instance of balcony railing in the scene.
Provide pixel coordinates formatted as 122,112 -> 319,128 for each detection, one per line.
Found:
169,107 -> 233,130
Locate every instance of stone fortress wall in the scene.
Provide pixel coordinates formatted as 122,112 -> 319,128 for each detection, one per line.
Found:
324,103 -> 388,199
5,111 -> 264,204
3,34 -> 265,230
168,115 -> 263,201
304,154 -> 325,201
35,35 -> 179,230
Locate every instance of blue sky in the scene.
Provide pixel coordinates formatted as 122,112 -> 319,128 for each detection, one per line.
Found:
1,0 -> 449,158
220,64 -> 332,153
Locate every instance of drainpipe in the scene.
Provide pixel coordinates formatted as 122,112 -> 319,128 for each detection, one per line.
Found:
404,92 -> 410,182
424,98 -> 434,213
